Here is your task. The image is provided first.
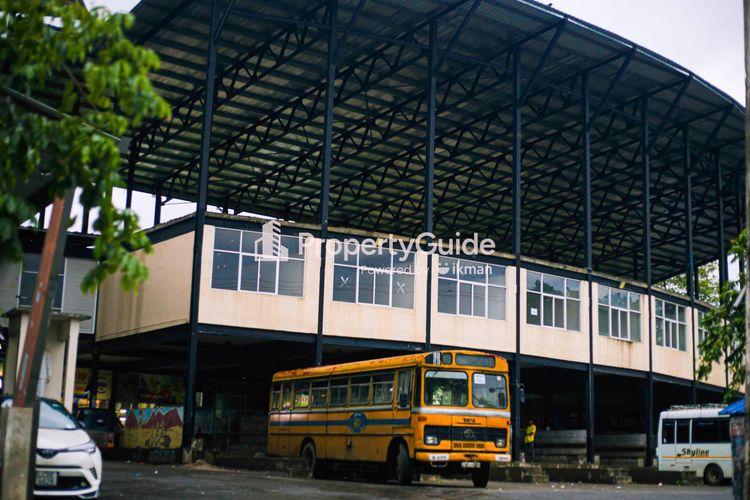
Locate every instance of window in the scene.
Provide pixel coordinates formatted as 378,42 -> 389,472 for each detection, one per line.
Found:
676,419 -> 690,443
293,381 -> 310,408
661,419 -> 675,444
349,375 -> 371,405
397,370 -> 413,408
329,378 -> 348,406
332,240 -> 415,309
692,418 -> 730,443
372,373 -> 394,404
656,298 -> 686,351
19,253 -> 64,309
698,310 -> 708,346
211,227 -> 305,297
311,380 -> 329,407
271,383 -> 281,410
598,285 -> 641,341
472,373 -> 507,409
281,384 -> 292,410
424,370 -> 468,407
437,257 -> 506,320
526,271 -> 580,331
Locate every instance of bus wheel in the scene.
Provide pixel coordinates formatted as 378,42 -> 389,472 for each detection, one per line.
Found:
704,464 -> 724,486
301,442 -> 323,479
394,442 -> 413,485
471,463 -> 490,488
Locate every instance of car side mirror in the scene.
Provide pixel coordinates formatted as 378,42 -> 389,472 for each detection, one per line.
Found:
398,393 -> 409,408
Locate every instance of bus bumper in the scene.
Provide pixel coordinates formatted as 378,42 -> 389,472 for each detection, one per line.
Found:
415,451 -> 511,464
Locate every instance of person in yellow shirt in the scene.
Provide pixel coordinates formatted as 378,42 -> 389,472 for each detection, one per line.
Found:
524,419 -> 537,463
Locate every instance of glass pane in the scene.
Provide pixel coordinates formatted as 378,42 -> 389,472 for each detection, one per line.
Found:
677,306 -> 685,323
333,265 -> 356,303
278,259 -> 304,297
358,269 -> 374,304
656,319 -> 664,345
612,290 -> 628,309
333,239 -> 358,264
18,272 -> 35,306
241,230 -> 260,254
359,245 -> 391,269
655,299 -> 663,317
665,302 -> 676,319
543,275 -> 564,296
630,312 -> 641,342
487,265 -> 506,286
240,255 -> 258,291
392,273 -> 414,309
598,285 -> 609,305
438,257 -> 457,279
566,299 -> 580,331
293,381 -> 310,408
211,251 -> 238,290
311,381 -> 328,407
438,278 -> 457,314
281,234 -> 305,259
392,250 -> 415,270
424,370 -> 468,407
527,292 -> 541,325
472,285 -> 486,317
611,309 -> 619,337
554,297 -> 564,328
459,259 -> 487,283
22,253 -> 41,272
329,378 -> 348,406
678,324 -> 686,351
527,271 -> 541,292
619,310 -> 628,340
349,375 -> 371,405
258,260 -> 277,293
629,293 -> 641,312
459,282 -> 472,315
543,295 -> 554,327
488,286 -> 506,320
214,228 -> 240,251
372,373 -> 394,404
374,271 -> 390,305
598,305 -> 609,335
566,279 -> 580,299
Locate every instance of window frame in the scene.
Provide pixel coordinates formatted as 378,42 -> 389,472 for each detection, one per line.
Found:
526,271 -> 581,331
210,227 -> 306,297
437,257 -> 507,321
598,285 -> 641,342
655,298 -> 687,351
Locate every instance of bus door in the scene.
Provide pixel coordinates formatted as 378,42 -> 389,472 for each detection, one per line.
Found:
393,370 -> 414,433
674,418 -> 692,470
660,418 -> 677,468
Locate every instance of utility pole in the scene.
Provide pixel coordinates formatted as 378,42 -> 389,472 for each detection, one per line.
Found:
744,2 -> 750,498
0,192 -> 73,499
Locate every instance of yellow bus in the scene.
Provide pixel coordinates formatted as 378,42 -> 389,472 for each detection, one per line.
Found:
267,350 -> 510,487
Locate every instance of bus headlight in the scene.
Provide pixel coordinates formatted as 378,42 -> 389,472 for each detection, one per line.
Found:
424,435 -> 440,445
495,437 -> 506,448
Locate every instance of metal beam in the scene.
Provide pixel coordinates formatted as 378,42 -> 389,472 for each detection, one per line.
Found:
642,95 -> 655,467
315,0 -> 338,366
184,0 -> 219,451
582,72 -> 595,464
511,48 -> 523,462
154,185 -> 162,226
683,126 -> 697,404
424,19 -> 437,352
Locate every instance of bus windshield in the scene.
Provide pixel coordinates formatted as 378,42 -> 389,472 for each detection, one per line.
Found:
472,373 -> 507,409
424,370 -> 468,406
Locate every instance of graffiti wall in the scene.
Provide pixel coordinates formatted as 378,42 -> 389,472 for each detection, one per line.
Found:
122,406 -> 184,449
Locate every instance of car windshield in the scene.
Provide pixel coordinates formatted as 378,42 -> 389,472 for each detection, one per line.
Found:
424,370 -> 468,406
472,372 -> 507,409
40,400 -> 79,430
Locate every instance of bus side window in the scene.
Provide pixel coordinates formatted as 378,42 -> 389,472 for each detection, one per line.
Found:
397,370 -> 413,408
662,419 -> 675,444
282,383 -> 293,410
271,383 -> 281,411
311,380 -> 329,407
294,380 -> 311,408
676,419 -> 690,444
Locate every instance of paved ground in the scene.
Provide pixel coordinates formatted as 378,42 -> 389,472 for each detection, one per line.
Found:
99,461 -> 730,499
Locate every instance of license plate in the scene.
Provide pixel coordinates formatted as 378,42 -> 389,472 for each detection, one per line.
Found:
428,453 -> 450,461
494,454 -> 511,462
461,461 -> 481,469
35,470 -> 58,487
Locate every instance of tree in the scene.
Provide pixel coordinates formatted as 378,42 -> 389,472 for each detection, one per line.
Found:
696,230 -> 746,398
658,261 -> 720,306
0,0 -> 169,290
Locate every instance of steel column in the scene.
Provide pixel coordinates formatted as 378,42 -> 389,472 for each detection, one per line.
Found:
315,0 -> 337,366
125,144 -> 136,209
511,48 -> 523,462
88,344 -> 99,409
424,19 -> 437,352
154,185 -> 162,226
582,73 -> 595,464
683,127 -> 697,404
184,0 -> 219,451
715,151 -> 729,391
642,95 -> 655,466
80,203 -> 90,234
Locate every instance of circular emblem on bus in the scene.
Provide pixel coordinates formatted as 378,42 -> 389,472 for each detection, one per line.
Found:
463,428 -> 475,440
348,412 -> 368,433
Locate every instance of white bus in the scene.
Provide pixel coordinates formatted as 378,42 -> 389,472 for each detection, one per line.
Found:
657,404 -> 730,485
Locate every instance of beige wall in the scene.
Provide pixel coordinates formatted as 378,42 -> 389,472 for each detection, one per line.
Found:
650,295 -> 695,381
592,283 -> 649,372
96,232 -> 193,340
199,225 -> 319,334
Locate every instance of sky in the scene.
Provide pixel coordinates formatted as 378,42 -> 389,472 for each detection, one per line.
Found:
64,0 -> 745,236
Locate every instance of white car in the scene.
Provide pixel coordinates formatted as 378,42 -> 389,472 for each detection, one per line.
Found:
2,397 -> 102,498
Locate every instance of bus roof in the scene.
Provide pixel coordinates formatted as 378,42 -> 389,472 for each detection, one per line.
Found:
271,350 -> 508,382
660,405 -> 728,419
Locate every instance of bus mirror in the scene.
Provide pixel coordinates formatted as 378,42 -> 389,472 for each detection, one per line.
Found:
518,383 -> 526,404
398,394 -> 409,408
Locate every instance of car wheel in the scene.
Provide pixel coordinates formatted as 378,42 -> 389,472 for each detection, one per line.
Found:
704,464 -> 724,486
395,442 -> 412,485
471,463 -> 490,488
301,442 -> 324,479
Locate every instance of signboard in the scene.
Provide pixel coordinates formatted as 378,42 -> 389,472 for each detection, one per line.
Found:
74,368 -> 112,401
117,372 -> 184,405
122,406 -> 184,449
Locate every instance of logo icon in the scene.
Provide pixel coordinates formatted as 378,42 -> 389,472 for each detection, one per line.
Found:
254,220 -> 289,262
462,428 -> 476,440
347,412 -> 368,433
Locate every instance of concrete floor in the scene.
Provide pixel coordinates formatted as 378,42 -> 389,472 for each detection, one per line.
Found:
99,461 -> 730,499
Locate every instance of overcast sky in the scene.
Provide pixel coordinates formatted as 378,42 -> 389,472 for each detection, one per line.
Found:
70,0 -> 744,233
